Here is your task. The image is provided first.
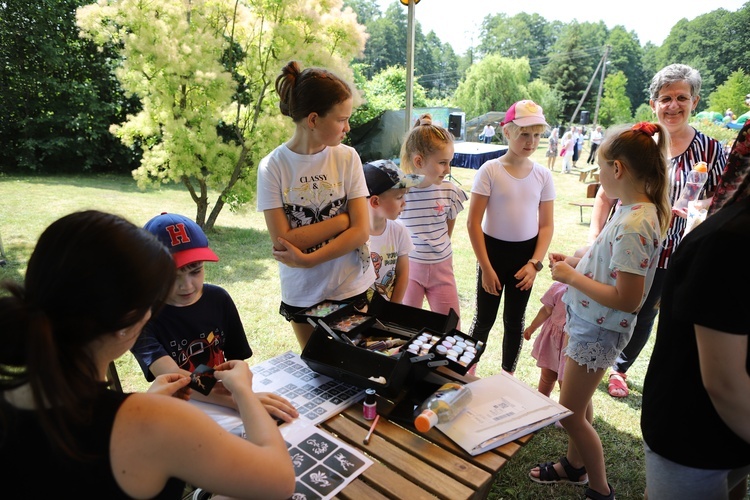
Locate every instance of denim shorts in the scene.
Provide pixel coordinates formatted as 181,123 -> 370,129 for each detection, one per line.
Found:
279,291 -> 369,322
564,306 -> 631,371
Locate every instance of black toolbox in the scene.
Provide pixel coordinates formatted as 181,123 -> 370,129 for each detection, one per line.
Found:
300,296 -> 461,399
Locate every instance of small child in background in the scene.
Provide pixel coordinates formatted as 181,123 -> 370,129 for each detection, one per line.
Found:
546,128 -> 559,171
523,281 -> 568,397
363,159 -> 424,303
561,128 -> 575,173
398,114 -> 468,321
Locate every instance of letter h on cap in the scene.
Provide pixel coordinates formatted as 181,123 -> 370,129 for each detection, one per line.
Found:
165,223 -> 191,248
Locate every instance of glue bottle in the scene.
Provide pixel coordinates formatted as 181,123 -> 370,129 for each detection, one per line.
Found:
414,382 -> 472,433
673,162 -> 708,210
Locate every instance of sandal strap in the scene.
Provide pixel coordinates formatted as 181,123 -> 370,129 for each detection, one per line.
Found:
584,483 -> 614,500
536,461 -> 561,482
560,456 -> 587,482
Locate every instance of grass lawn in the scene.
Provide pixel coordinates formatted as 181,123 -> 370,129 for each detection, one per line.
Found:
0,141 -> 662,499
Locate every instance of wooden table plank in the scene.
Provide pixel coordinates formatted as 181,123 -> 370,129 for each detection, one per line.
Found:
346,408 -> 493,485
322,415 -> 476,499
333,477 -> 390,500
318,367 -> 537,499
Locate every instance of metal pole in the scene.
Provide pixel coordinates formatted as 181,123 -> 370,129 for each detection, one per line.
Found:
404,0 -> 416,133
593,46 -> 610,127
570,48 -> 606,124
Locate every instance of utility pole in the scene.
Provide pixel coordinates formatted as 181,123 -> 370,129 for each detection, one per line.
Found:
402,0 -> 418,133
570,46 -> 609,125
593,46 -> 610,126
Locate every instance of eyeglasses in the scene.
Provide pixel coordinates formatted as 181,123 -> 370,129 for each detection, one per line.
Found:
654,94 -> 694,106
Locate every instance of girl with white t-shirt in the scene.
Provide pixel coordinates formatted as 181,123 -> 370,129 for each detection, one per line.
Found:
256,61 -> 375,349
466,100 -> 555,374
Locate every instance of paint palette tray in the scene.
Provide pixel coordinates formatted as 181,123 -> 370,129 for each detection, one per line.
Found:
422,328 -> 485,375
293,300 -> 351,322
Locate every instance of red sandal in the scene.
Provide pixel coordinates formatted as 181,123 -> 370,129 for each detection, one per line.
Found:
608,372 -> 628,398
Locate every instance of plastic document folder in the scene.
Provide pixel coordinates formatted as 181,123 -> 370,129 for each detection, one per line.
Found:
436,371 -> 571,456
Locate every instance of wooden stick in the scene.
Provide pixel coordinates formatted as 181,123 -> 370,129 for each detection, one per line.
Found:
363,414 -> 380,445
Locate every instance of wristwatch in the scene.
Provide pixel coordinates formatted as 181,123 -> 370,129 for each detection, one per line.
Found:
528,259 -> 543,272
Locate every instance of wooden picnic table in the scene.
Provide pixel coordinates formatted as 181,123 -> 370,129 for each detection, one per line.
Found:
318,368 -> 533,500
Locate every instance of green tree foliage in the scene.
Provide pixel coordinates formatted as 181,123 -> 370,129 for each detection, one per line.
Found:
598,71 -> 632,127
605,27 -> 647,109
477,12 -> 558,80
419,31 -> 460,102
358,3 -> 408,79
539,22 -> 598,122
0,0 -> 137,172
692,121 -> 742,146
343,0 -> 381,25
352,2 -> 460,101
633,103 -> 655,123
454,55 -> 531,118
640,42 -> 662,89
76,0 -> 366,230
367,66 -> 428,109
348,63 -> 431,135
707,69 -> 750,116
526,80 -> 564,127
655,4 -> 750,107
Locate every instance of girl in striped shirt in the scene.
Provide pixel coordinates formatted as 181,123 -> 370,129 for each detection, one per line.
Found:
397,114 -> 468,323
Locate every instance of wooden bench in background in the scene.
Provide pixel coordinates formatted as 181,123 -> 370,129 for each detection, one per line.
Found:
569,183 -> 600,223
576,164 -> 600,183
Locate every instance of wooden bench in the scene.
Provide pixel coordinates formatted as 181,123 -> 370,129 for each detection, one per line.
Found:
576,165 -> 600,183
569,183 -> 600,223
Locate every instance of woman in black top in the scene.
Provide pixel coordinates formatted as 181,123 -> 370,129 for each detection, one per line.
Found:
0,210 -> 295,499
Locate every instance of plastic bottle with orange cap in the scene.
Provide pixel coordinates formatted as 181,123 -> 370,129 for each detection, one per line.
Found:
414,382 -> 472,433
674,161 -> 708,211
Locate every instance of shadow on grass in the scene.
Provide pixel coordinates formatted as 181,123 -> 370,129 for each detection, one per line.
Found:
0,241 -> 35,284
0,224 -> 276,288
490,416 -> 646,499
597,376 -> 645,413
0,173 -> 188,194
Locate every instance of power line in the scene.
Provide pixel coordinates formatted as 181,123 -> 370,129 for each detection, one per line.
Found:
414,45 -> 607,84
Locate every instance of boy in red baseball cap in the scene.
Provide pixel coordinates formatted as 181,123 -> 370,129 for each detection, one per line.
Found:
132,213 -> 298,423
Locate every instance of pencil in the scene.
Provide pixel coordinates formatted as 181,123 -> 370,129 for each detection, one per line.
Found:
363,414 -> 380,445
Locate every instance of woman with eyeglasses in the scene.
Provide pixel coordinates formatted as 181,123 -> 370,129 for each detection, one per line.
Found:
587,63 -> 727,399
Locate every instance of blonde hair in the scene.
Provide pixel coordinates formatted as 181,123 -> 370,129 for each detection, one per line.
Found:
399,114 -> 454,174
598,122 -> 671,238
501,122 -> 547,141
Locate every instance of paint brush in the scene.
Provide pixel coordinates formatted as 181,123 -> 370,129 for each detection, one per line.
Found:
363,414 -> 380,445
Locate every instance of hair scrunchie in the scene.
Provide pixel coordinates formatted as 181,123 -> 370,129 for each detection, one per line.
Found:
632,122 -> 658,137
419,116 -> 432,126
